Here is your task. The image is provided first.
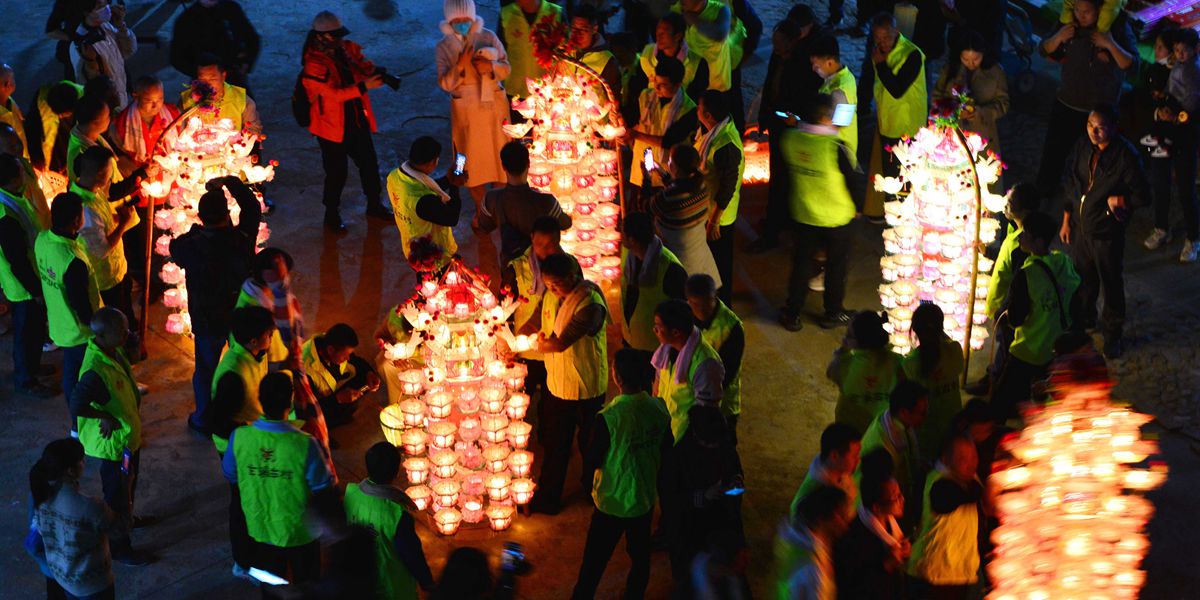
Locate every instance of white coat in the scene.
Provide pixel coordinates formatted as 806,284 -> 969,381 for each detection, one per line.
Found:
436,17 -> 511,188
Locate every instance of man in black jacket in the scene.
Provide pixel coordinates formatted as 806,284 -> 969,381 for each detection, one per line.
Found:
1058,105 -> 1149,359
170,176 -> 262,432
169,0 -> 261,88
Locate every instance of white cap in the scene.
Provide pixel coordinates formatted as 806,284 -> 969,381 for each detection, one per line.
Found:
443,0 -> 477,22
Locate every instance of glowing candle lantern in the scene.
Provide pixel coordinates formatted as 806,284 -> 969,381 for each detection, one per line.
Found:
399,399 -> 426,427
162,288 -> 186,308
529,163 -> 553,188
461,496 -> 485,524
486,360 -> 508,379
429,421 -> 458,448
160,263 -> 185,285
459,417 -> 482,442
598,256 -> 622,280
507,421 -> 533,450
434,508 -> 462,535
486,473 -> 511,501
512,334 -> 536,353
401,429 -> 428,455
399,369 -> 424,396
504,363 -> 528,390
427,390 -> 454,419
575,216 -> 599,241
483,445 -> 511,473
462,473 -> 486,497
431,449 -> 458,479
594,149 -> 618,176
165,313 -> 190,335
482,415 -> 510,443
511,478 -> 536,505
597,228 -> 620,254
487,505 -> 515,531
575,169 -> 596,189
457,389 -> 481,414
407,485 -> 433,510
379,404 -> 406,446
597,203 -> 620,229
481,381 -> 507,413
892,281 -> 917,306
506,393 -> 531,421
575,242 -> 599,269
508,449 -> 534,477
596,176 -> 619,200
155,235 -> 173,257
404,457 -> 430,485
433,480 -> 461,508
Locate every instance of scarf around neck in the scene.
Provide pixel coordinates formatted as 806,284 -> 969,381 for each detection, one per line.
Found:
116,104 -> 176,163
625,235 -> 664,288
401,161 -> 451,202
696,116 -> 731,167
651,326 -> 701,385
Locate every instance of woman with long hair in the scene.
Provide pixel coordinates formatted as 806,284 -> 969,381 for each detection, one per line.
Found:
30,438 -> 119,600
933,30 -> 1008,189
904,303 -> 965,464
827,311 -> 904,434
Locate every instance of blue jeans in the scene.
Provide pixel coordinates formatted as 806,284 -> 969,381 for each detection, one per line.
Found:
61,344 -> 87,422
191,331 -> 227,430
11,299 -> 46,388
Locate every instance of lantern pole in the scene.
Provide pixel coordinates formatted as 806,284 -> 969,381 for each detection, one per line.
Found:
952,124 -> 985,387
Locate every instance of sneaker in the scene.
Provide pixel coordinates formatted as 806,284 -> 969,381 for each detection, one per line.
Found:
778,310 -> 805,332
1181,240 -> 1199,263
1151,146 -> 1170,159
808,271 -> 826,292
1144,228 -> 1172,250
136,382 -> 150,395
818,310 -> 854,329
42,342 -> 59,353
1140,134 -> 1159,148
323,212 -> 347,233
231,563 -> 253,580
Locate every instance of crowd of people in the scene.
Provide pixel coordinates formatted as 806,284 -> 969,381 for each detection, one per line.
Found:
0,0 -> 1192,598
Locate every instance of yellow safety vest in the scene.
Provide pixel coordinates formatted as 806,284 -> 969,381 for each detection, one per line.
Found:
1009,252 -> 1080,366
233,423 -> 315,547
873,34 -> 927,139
674,0 -> 744,92
593,391 -> 671,517
181,82 -> 249,129
36,229 -> 102,347
0,97 -> 29,160
541,284 -> 608,400
34,81 -> 83,169
638,43 -> 703,92
657,337 -> 721,442
65,131 -> 121,188
833,348 -> 902,434
234,287 -> 290,363
385,167 -> 457,266
908,466 -> 980,585
0,192 -> 36,301
212,339 -> 269,425
985,223 -> 1021,317
620,245 -> 683,351
508,248 -> 545,360
500,0 -> 564,98
819,66 -> 859,156
301,336 -> 357,398
70,183 -> 132,292
631,88 -> 695,188
780,129 -> 856,228
76,339 -> 142,461
344,482 -> 419,600
902,336 -> 963,464
699,300 -> 742,416
695,120 -> 743,226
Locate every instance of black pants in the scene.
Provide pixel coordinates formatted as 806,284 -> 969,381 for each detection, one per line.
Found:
99,276 -> 138,337
991,354 -> 1047,422
229,482 -> 254,570
786,221 -> 853,315
1037,101 -> 1090,199
316,126 -> 381,212
122,219 -> 163,305
256,539 -> 320,597
11,299 -> 46,388
708,224 -> 735,304
98,449 -> 140,553
1071,230 -> 1125,340
191,330 -> 228,431
536,393 -> 604,512
522,358 -> 548,436
760,133 -> 790,243
571,508 -> 653,600
62,343 -> 87,425
1151,123 -> 1200,240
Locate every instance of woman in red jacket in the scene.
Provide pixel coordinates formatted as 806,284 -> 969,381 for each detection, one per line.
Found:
301,11 -> 388,232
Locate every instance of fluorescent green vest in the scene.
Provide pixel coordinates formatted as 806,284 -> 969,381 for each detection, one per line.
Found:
699,300 -> 742,416
234,287 -> 290,363
36,229 -> 101,347
788,463 -> 857,521
500,0 -> 564,98
819,66 -> 859,156
0,193 -> 36,301
780,129 -> 856,228
1010,252 -> 1080,366
508,249 -> 545,360
212,339 -> 268,425
620,245 -> 683,351
657,337 -> 721,442
541,284 -> 608,400
593,391 -> 671,517
76,339 -> 141,461
675,0 -> 742,91
902,336 -> 963,463
908,467 -> 980,585
386,167 -> 457,266
0,97 -> 28,160
233,423 -> 314,547
345,482 -> 419,600
66,131 -> 121,189
695,120 -> 743,226
860,411 -> 919,499
301,336 -> 356,398
833,348 -> 902,434
638,43 -> 702,92
985,223 -> 1021,317
70,183 -> 128,291
872,34 -> 927,139
181,82 -> 249,129
631,89 -> 695,187
34,81 -> 83,168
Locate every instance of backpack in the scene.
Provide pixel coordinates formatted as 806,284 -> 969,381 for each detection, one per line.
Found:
291,73 -> 311,128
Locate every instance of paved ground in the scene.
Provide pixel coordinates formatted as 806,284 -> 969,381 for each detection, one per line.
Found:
2,1 -> 1200,598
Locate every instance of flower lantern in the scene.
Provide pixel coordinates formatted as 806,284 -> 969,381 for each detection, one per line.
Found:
407,485 -> 433,511
434,508 -> 462,535
487,505 -> 515,531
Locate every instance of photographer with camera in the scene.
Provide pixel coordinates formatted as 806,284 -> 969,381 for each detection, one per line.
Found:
301,11 -> 395,233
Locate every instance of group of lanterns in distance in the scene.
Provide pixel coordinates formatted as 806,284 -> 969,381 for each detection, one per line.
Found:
378,264 -> 537,535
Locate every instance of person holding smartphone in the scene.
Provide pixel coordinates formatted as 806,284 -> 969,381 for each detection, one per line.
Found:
627,56 -> 698,193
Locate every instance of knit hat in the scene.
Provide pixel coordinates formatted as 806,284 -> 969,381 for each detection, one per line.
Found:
312,11 -> 349,37
444,0 -> 476,22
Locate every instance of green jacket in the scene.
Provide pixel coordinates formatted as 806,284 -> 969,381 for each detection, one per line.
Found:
593,391 -> 672,517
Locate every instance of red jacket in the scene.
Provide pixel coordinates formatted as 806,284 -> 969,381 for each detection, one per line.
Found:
301,40 -> 378,143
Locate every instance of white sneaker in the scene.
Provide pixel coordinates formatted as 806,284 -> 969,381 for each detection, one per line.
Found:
1145,228 -> 1172,250
1151,146 -> 1170,158
42,342 -> 59,353
1181,240 -> 1199,263
136,382 -> 150,395
809,271 -> 826,292
1140,134 -> 1159,148
231,563 -> 253,580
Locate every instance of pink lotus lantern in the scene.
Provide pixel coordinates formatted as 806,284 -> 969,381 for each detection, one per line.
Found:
483,445 -> 511,473
597,228 -> 620,254
429,421 -> 458,448
504,364 -> 527,390
486,360 -> 508,379
487,505 -> 515,531
596,177 -> 618,200
529,163 -> 552,188
511,478 -> 536,505
434,508 -> 462,535
407,485 -> 433,510
427,390 -> 454,419
593,149 -> 618,176
431,449 -> 458,479
398,369 -> 424,396
481,382 -> 507,413
165,313 -> 190,335
433,480 -> 461,508
575,242 -> 599,269
508,449 -> 534,477
597,203 -> 620,229
458,417 -> 482,442
482,415 -> 510,443
155,235 -> 173,257
575,216 -> 599,241
404,457 -> 430,485
459,442 -> 484,470
160,263 -> 185,285
507,421 -> 533,449
598,256 -> 621,281
162,288 -> 187,308
399,399 -> 426,427
486,473 -> 511,501
506,393 -> 530,421
574,168 -> 596,189
401,429 -> 428,455
461,496 -> 485,523
462,473 -> 486,497
512,334 -> 537,353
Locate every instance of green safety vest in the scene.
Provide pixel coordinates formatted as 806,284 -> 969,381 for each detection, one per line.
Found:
344,482 -> 419,600
66,131 -> 121,189
1009,252 -> 1080,366
638,43 -> 702,92
593,391 -> 671,517
34,81 -> 83,168
860,411 -> 919,500
695,119 -> 743,226
819,66 -> 859,156
780,129 -> 856,228
301,336 -> 356,398
500,0 -> 564,98
631,88 -> 695,188
908,466 -> 979,585
902,336 -> 963,464
657,337 -> 721,442
541,284 -> 608,400
620,245 -> 683,351
385,167 -> 457,266
181,82 -> 249,129
212,339 -> 269,425
233,423 -> 314,547
788,461 -> 857,521
833,348 -> 902,435
508,249 -> 545,360
70,183 -> 129,291
0,192 -> 36,301
76,339 -> 142,461
873,34 -> 927,139
699,300 -> 742,416
0,97 -> 28,160
985,223 -> 1021,317
674,0 -> 745,92
235,287 -> 290,363
36,229 -> 101,347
